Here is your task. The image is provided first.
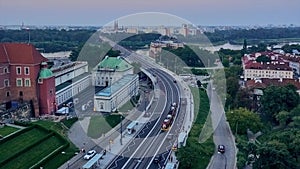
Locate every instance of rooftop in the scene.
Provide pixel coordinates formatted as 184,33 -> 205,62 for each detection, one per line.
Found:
39,68 -> 53,79
97,56 -> 132,72
246,78 -> 300,90
0,43 -> 47,64
243,52 -> 292,71
95,74 -> 137,97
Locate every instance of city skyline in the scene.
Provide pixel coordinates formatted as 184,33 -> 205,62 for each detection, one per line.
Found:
0,0 -> 299,26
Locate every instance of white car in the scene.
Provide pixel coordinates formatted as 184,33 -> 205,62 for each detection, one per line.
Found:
84,150 -> 96,160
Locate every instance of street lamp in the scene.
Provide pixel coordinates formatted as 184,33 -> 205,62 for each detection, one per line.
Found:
120,114 -> 123,145
144,90 -> 147,112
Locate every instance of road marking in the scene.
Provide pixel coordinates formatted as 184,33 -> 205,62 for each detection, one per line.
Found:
121,71 -> 169,169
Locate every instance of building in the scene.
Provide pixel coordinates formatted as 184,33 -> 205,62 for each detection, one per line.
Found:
242,52 -> 293,81
94,74 -> 139,112
93,56 -> 138,113
149,38 -> 184,58
281,53 -> 300,75
38,62 -> 56,115
51,60 -> 91,106
0,43 -> 56,116
180,24 -> 188,37
92,56 -> 133,87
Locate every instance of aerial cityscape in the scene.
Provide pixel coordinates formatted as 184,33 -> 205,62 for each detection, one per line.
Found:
0,1 -> 300,169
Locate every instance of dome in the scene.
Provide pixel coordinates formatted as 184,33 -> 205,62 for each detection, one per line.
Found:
39,68 -> 53,79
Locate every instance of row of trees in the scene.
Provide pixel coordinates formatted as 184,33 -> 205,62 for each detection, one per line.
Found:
205,27 -> 300,44
0,29 -> 95,53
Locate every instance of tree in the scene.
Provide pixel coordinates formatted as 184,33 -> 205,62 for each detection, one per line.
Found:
275,111 -> 290,127
256,55 -> 270,63
261,85 -> 300,122
226,108 -> 263,135
196,80 -> 202,88
254,140 -> 295,169
241,39 -> 248,55
233,88 -> 252,109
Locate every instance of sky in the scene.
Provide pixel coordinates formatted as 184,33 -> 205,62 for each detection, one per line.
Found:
0,0 -> 299,26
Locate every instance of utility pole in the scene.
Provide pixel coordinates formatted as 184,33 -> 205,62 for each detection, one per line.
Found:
120,114 -> 123,145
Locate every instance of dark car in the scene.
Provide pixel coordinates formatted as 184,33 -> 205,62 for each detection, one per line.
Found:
218,145 -> 225,154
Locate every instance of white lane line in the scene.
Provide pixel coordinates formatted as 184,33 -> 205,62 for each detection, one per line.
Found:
121,73 -> 168,169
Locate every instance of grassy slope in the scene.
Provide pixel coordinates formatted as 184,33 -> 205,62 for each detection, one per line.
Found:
0,126 -> 19,137
87,115 -> 122,139
177,88 -> 214,169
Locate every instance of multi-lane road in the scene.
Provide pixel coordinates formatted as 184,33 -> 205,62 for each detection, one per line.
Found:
105,68 -> 182,169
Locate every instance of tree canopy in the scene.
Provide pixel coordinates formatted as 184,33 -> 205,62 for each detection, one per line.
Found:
261,85 -> 300,122
226,108 -> 263,135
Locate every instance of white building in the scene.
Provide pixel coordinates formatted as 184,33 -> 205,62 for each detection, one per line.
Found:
94,74 -> 139,112
92,56 -> 133,87
52,61 -> 91,106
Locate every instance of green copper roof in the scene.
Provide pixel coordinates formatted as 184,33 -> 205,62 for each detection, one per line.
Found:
97,56 -> 132,72
39,68 -> 53,79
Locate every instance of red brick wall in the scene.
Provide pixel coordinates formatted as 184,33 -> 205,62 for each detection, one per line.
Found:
38,76 -> 56,115
7,64 -> 40,116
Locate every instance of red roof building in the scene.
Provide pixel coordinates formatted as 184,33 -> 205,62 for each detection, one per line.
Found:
0,43 -> 55,117
242,52 -> 293,81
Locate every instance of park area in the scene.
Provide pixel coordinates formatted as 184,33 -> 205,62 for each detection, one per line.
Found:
0,119 -> 78,169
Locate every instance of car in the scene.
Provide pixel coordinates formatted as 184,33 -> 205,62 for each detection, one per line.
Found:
84,150 -> 96,160
218,145 -> 225,154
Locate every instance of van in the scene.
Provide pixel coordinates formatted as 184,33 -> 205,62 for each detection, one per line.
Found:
56,107 -> 69,115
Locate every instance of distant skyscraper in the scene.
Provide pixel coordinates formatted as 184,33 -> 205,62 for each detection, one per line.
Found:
114,20 -> 118,32
181,24 -> 188,37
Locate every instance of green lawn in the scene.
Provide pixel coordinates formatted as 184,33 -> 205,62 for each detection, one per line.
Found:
42,145 -> 78,169
118,100 -> 135,112
87,115 -> 123,139
0,120 -> 78,169
33,120 -> 68,136
0,125 -> 19,137
61,117 -> 79,128
0,128 -> 49,163
2,136 -> 64,169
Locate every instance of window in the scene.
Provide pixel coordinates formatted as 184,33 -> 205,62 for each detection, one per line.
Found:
19,91 -> 23,97
38,78 -> 43,84
4,79 -> 9,87
16,78 -> 22,87
16,67 -> 21,75
24,67 -> 30,75
6,91 -> 10,97
4,67 -> 9,73
24,79 -> 31,87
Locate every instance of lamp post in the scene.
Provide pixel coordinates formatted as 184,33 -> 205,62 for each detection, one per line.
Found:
144,90 -> 147,112
120,114 -> 123,145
